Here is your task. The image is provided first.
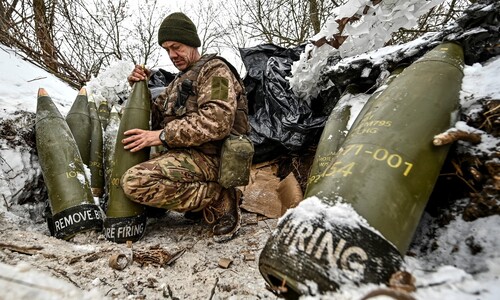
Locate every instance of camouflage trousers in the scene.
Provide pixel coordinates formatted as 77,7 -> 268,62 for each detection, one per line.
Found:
121,148 -> 223,212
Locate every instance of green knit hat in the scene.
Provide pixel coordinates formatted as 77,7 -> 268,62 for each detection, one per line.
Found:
158,12 -> 201,47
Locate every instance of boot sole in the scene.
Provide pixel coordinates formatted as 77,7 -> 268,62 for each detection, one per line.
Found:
213,208 -> 241,243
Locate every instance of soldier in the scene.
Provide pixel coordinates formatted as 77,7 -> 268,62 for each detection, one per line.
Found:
122,12 -> 249,242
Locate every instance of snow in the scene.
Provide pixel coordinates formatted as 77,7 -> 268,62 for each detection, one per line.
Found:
335,0 -> 445,58
85,60 -> 133,108
282,196 -> 374,232
290,0 -> 445,100
0,45 -> 76,115
2,262 -> 104,300
405,214 -> 500,299
1,7 -> 500,299
461,56 -> 500,110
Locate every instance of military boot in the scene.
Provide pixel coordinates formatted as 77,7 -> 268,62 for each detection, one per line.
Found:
203,187 -> 242,242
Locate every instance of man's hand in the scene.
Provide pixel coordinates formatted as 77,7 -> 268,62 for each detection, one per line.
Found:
127,65 -> 151,86
122,129 -> 162,152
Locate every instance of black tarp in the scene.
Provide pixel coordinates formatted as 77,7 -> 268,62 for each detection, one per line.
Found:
240,44 -> 329,161
149,68 -> 176,101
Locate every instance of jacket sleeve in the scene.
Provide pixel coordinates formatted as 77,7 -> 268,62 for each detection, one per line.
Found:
164,59 -> 238,147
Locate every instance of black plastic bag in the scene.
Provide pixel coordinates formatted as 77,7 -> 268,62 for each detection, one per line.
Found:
148,68 -> 176,101
240,44 -> 328,160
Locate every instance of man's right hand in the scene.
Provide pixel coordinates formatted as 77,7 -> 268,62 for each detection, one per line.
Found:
127,65 -> 151,86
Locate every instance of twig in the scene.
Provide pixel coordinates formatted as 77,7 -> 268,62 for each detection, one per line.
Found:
440,172 -> 478,193
208,277 -> 219,300
0,156 -> 14,173
266,276 -> 288,294
123,282 -> 135,295
8,188 -> 24,199
186,238 -> 201,250
0,243 -> 43,255
484,103 -> 500,115
46,266 -> 81,289
27,76 -> 47,82
433,130 -> 481,146
2,195 -> 11,211
479,109 -> 500,130
67,244 -> 114,264
163,285 -> 180,300
105,288 -> 116,296
451,160 -> 464,177
262,219 -> 273,233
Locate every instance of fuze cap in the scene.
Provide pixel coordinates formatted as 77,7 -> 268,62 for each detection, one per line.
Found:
158,12 -> 201,47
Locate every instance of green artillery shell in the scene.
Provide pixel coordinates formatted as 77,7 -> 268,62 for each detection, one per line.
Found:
305,98 -> 351,196
348,67 -> 405,131
88,99 -> 105,198
103,106 -> 121,197
104,80 -> 150,243
101,106 -> 121,211
98,99 -> 111,130
65,88 -> 91,165
36,88 -> 103,240
259,43 -> 464,297
305,70 -> 404,197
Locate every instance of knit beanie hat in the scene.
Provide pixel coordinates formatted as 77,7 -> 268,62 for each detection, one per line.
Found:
158,12 -> 201,47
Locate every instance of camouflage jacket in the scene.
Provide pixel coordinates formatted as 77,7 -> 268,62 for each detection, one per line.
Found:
152,54 -> 248,155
